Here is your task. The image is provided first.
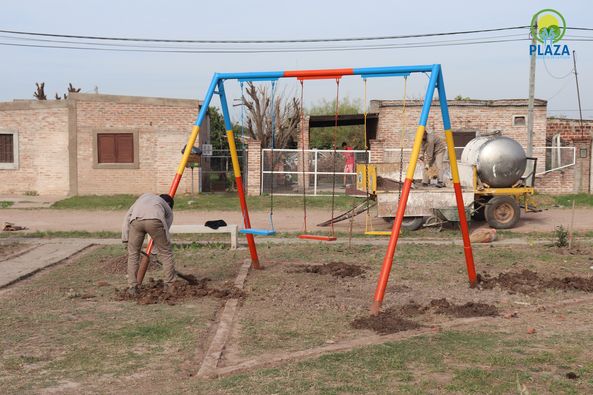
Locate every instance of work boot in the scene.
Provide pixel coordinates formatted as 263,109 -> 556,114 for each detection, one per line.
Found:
435,181 -> 445,188
421,182 -> 429,188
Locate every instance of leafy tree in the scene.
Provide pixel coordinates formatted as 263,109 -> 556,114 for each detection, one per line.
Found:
308,97 -> 364,149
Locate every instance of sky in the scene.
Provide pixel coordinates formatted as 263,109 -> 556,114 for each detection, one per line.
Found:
1,0 -> 591,120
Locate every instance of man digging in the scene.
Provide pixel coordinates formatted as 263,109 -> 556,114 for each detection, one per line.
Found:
122,193 -> 175,295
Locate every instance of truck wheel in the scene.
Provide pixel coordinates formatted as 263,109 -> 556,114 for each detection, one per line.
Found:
401,216 -> 425,231
485,196 -> 520,229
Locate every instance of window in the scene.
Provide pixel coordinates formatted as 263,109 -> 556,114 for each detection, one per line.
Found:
97,133 -> 134,163
513,115 -> 526,126
0,131 -> 18,170
93,129 -> 139,169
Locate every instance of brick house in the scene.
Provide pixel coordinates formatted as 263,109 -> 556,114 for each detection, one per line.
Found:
0,93 -> 208,196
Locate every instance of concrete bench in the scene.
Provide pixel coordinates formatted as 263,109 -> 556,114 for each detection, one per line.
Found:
170,224 -> 238,250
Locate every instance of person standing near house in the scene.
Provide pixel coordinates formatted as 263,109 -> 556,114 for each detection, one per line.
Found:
342,142 -> 355,187
421,131 -> 447,187
122,193 -> 175,294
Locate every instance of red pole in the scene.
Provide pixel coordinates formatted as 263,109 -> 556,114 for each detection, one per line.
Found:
370,178 -> 412,315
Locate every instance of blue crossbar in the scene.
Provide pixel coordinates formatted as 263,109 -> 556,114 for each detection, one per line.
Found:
239,228 -> 277,236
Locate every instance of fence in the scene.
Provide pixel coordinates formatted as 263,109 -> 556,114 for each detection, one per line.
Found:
199,149 -> 246,192
261,149 -> 370,195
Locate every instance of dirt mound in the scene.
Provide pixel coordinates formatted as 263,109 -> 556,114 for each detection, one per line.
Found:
429,298 -> 499,318
99,254 -> 160,274
478,270 -> 593,294
352,298 -> 498,334
351,308 -> 423,335
546,276 -> 593,292
478,270 -> 543,294
296,262 -> 365,278
115,278 -> 245,305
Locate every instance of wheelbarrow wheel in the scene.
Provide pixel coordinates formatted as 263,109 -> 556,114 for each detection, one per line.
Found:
423,216 -> 443,232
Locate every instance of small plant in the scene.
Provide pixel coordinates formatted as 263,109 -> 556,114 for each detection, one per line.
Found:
0,201 -> 14,208
554,225 -> 568,247
23,190 -> 39,196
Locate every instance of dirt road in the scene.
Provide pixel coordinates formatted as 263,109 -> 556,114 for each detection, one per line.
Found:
2,207 -> 593,234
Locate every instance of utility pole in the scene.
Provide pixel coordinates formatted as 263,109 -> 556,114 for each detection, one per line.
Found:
526,22 -> 537,157
572,51 -> 584,138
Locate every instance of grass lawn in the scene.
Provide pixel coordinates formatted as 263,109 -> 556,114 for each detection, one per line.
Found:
50,193 -> 359,211
2,240 -> 593,393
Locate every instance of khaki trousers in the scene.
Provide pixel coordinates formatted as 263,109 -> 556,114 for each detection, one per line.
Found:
422,151 -> 446,184
127,219 -> 175,287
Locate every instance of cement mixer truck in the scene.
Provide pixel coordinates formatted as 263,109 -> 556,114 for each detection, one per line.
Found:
356,133 -> 538,230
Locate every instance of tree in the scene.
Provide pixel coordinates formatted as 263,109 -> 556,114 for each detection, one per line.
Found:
241,82 -> 300,149
207,106 -> 226,150
33,83 -> 47,100
308,97 -> 364,149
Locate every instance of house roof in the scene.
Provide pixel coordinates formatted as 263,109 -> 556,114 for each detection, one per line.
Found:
0,93 -> 202,111
372,98 -> 548,109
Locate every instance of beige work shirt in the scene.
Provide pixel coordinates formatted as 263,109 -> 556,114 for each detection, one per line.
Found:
122,193 -> 174,243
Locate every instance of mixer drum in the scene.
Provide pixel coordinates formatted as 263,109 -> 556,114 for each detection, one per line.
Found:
461,136 -> 527,188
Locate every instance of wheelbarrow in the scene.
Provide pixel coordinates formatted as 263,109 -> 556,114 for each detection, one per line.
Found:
422,204 -> 473,232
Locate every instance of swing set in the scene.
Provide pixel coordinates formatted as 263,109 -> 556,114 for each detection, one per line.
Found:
135,64 -> 476,317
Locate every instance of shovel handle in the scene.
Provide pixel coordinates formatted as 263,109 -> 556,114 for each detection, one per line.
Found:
136,239 -> 154,284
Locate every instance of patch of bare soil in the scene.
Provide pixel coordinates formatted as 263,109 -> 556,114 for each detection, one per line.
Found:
115,278 -> 245,305
351,298 -> 499,334
99,254 -> 159,274
428,298 -> 499,318
478,270 -> 593,294
294,262 -> 366,278
351,310 -> 423,335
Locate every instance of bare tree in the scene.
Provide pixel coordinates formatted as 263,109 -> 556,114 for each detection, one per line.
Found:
33,83 -> 47,100
242,82 -> 300,149
63,83 -> 81,100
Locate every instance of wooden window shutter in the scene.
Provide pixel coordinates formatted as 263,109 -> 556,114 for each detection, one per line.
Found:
115,134 -> 134,163
97,134 -> 116,163
0,134 -> 14,163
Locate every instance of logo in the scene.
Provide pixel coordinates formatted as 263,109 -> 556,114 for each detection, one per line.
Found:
529,9 -> 570,57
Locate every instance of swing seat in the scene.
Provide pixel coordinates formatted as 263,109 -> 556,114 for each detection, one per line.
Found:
298,234 -> 337,241
240,228 -> 276,236
364,231 -> 392,236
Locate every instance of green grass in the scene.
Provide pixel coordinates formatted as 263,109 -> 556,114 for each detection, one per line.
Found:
0,230 -> 120,239
554,193 -> 593,208
0,200 -> 14,208
51,193 -> 359,211
191,330 -> 593,394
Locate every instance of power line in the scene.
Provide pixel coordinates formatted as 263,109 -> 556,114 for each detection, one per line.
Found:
0,37 -> 531,54
0,26 -> 531,44
0,32 -> 528,51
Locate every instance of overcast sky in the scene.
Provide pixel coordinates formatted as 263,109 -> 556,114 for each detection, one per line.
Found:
1,0 -> 591,119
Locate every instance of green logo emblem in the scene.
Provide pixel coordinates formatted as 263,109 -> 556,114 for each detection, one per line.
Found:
531,9 -> 566,43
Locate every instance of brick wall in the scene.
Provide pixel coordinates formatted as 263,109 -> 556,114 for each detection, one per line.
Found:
547,117 -> 593,141
246,138 -> 261,196
0,101 -> 70,195
545,118 -> 592,193
73,94 -> 202,195
0,94 -> 206,196
537,167 -> 576,194
373,99 -> 548,167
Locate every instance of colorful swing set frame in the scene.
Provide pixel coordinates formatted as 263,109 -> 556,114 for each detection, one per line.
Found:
135,65 -> 476,315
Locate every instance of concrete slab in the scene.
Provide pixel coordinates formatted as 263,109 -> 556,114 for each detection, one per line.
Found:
0,240 -> 93,288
